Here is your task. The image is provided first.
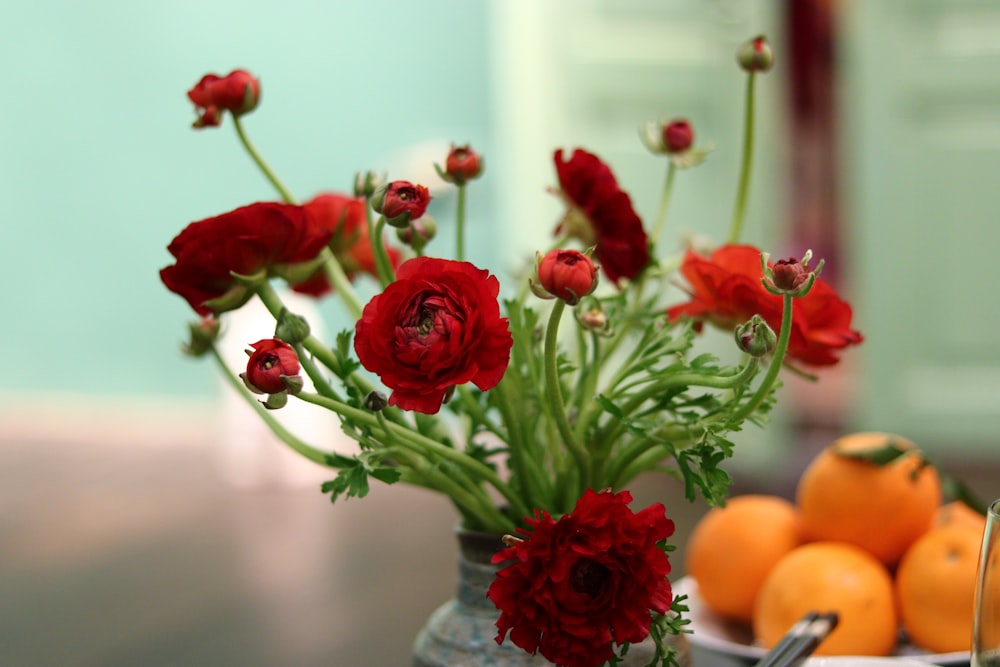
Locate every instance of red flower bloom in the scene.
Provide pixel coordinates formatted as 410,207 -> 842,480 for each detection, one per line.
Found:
290,192 -> 402,296
443,144 -> 484,184
488,489 -> 675,667
354,256 -> 513,414
662,119 -> 694,153
243,338 -> 300,394
537,249 -> 598,304
553,149 -> 649,285
666,244 -> 863,366
372,180 -> 431,227
187,69 -> 260,128
160,202 -> 333,315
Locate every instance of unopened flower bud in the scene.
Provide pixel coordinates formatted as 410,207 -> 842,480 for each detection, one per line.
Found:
354,170 -> 385,199
771,258 -> 809,292
577,307 -> 610,335
737,35 -> 774,73
662,119 -> 694,153
735,315 -> 777,358
371,181 -> 431,228
364,390 -> 389,412
537,248 -> 599,305
242,338 -> 301,395
182,316 -> 221,357
396,216 -> 437,250
274,309 -> 311,345
439,144 -> 484,184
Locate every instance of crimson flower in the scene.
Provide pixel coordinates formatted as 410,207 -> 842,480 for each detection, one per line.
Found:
662,120 -> 694,153
488,489 -> 675,667
354,256 -> 513,414
666,244 -> 863,366
290,192 -> 401,296
160,202 -> 335,316
372,180 -> 431,227
553,149 -> 650,285
537,249 -> 598,304
442,144 -> 484,184
243,338 -> 300,394
187,69 -> 260,128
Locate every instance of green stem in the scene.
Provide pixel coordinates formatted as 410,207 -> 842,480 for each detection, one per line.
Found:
727,72 -> 757,244
232,115 -> 296,205
210,347 -> 337,467
543,300 -> 591,489
731,293 -> 793,422
318,247 -> 364,320
370,216 -> 395,287
650,161 -> 677,247
455,184 -> 467,262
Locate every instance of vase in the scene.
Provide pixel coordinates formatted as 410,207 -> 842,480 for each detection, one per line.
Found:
412,529 -> 690,667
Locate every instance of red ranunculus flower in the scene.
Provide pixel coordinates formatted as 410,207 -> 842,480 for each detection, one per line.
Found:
538,248 -> 598,304
488,489 -> 675,667
290,192 -> 402,296
662,119 -> 694,153
553,149 -> 650,285
372,180 -> 431,227
187,69 -> 260,128
244,338 -> 300,394
160,202 -> 334,315
443,144 -> 484,184
354,256 -> 513,414
666,244 -> 863,366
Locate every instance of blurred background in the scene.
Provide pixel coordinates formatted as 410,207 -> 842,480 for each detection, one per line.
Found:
2,0 -> 999,665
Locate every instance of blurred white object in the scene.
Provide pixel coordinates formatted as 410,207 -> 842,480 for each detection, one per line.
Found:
215,290 -> 349,488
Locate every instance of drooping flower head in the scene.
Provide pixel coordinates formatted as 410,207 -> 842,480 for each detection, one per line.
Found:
354,256 -> 513,414
159,202 -> 335,315
552,149 -> 650,285
242,338 -> 301,395
187,69 -> 260,128
666,243 -> 863,366
488,489 -> 675,667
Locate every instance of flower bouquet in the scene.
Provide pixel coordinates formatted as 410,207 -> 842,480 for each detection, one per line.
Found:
160,35 -> 862,667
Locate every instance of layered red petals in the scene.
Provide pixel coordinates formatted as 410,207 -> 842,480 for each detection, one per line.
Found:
666,244 -> 863,366
160,202 -> 334,316
245,339 -> 300,394
353,257 -> 513,414
488,489 -> 675,667
187,69 -> 260,128
553,149 -> 650,284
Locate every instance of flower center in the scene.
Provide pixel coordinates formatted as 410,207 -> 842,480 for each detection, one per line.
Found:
569,558 -> 610,598
261,354 -> 278,370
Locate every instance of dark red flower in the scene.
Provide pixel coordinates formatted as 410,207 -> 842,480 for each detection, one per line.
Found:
290,192 -> 402,296
537,249 -> 598,304
553,149 -> 649,285
244,338 -> 300,394
187,69 -> 260,128
353,256 -> 513,414
443,144 -> 484,184
666,244 -> 863,366
160,202 -> 333,316
771,257 -> 809,292
488,489 -> 675,667
662,120 -> 694,153
372,181 -> 431,227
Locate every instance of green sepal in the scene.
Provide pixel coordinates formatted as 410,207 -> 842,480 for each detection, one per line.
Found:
262,391 -> 288,410
833,440 -> 910,466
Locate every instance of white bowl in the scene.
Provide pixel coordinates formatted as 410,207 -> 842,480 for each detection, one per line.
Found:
673,576 -> 970,667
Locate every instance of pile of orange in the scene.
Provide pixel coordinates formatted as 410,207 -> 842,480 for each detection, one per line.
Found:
685,431 -> 989,657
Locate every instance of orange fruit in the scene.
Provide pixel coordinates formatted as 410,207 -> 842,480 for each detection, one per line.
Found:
685,494 -> 802,622
796,432 -> 941,566
895,524 -> 983,653
935,500 -> 987,534
753,541 -> 898,656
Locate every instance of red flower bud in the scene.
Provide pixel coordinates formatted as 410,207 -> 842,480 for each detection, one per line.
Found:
771,257 -> 810,292
444,145 -> 484,184
371,181 -> 431,228
243,338 -> 301,395
538,249 -> 598,305
662,119 -> 694,153
187,69 -> 261,129
737,35 -> 774,73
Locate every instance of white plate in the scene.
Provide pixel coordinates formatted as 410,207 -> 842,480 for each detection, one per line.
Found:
673,576 -> 970,666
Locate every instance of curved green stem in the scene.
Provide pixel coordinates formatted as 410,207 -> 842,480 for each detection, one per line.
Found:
650,161 -> 677,247
371,216 -> 395,288
232,115 -> 296,205
318,247 -> 364,320
731,293 -> 793,422
455,184 -> 467,262
210,346 -> 337,467
727,72 -> 757,244
544,300 -> 591,488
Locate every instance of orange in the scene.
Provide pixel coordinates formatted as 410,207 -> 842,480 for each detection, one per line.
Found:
685,494 -> 802,622
935,500 -> 987,534
795,432 -> 941,566
753,541 -> 898,656
895,524 -> 983,653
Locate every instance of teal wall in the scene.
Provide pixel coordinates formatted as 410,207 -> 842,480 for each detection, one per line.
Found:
1,1 -> 495,398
